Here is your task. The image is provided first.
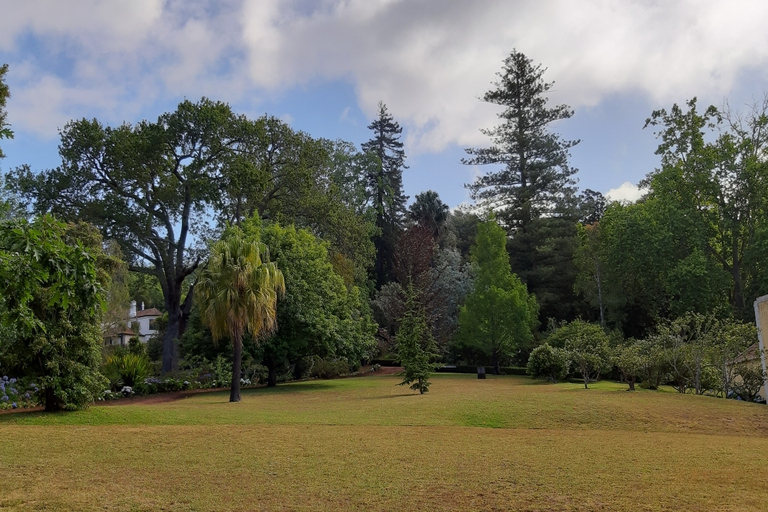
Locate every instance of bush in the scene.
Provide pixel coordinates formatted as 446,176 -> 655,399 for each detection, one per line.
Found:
733,363 -> 767,402
309,357 -> 351,379
128,337 -> 147,357
146,336 -> 163,362
527,344 -> 569,383
102,353 -> 151,388
0,375 -> 41,410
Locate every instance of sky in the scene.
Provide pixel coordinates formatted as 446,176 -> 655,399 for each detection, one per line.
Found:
2,0 -> 768,208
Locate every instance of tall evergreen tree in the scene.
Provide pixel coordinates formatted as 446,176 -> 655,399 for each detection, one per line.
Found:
463,50 -> 580,322
464,50 -> 578,230
453,217 -> 538,374
362,102 -> 408,288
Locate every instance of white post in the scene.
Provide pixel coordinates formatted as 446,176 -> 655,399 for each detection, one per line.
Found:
753,295 -> 768,401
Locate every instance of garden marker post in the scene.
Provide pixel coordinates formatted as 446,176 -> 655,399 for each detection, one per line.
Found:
477,366 -> 486,379
753,295 -> 768,401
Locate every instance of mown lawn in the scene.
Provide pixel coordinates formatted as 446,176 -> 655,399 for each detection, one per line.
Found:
2,374 -> 767,511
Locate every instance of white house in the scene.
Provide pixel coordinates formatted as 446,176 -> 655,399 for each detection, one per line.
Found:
104,301 -> 162,346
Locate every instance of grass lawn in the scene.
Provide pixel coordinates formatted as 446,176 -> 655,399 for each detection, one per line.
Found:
2,374 -> 768,511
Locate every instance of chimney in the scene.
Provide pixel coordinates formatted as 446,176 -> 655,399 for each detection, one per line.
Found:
129,300 -> 137,318
141,301 -> 145,311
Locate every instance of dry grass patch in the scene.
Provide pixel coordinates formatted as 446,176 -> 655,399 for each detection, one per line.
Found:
2,374 -> 767,511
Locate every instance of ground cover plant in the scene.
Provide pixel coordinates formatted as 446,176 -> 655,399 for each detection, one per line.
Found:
2,373 -> 768,511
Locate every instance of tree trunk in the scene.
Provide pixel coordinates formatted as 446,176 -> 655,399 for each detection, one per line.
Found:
731,249 -> 745,311
161,312 -> 181,374
492,351 -> 500,375
628,376 -> 635,391
230,337 -> 242,403
267,361 -> 277,387
44,387 -> 59,412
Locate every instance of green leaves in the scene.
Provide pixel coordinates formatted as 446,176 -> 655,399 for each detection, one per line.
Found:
0,215 -> 108,410
454,218 -> 538,372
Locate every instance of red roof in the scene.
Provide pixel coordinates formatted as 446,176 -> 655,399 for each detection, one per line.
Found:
135,308 -> 162,318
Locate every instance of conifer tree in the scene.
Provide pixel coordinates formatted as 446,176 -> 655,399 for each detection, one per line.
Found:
463,50 -> 578,230
396,281 -> 437,394
463,50 -> 581,322
454,217 -> 538,374
362,102 -> 408,288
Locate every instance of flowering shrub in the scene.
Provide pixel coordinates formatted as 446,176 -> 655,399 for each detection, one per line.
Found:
0,375 -> 41,410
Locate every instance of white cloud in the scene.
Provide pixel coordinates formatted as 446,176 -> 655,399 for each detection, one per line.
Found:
238,0 -> 768,153
605,182 -> 647,203
4,0 -> 768,152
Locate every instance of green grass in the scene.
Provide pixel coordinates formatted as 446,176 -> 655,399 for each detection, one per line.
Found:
2,374 -> 768,511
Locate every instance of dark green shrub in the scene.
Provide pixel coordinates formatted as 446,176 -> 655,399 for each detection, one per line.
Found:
146,336 -> 163,362
309,357 -> 350,379
527,344 -> 569,383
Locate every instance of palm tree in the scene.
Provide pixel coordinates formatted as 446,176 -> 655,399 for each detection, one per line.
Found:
408,190 -> 450,238
197,234 -> 285,402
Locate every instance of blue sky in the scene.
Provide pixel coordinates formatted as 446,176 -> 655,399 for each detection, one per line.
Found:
2,0 -> 768,208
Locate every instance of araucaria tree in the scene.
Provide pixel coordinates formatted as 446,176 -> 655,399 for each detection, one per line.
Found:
362,102 -> 408,288
0,216 -> 108,411
464,50 -> 578,232
396,282 -> 438,394
196,230 -> 285,402
463,50 -> 580,322
454,217 -> 538,374
10,98 -> 251,373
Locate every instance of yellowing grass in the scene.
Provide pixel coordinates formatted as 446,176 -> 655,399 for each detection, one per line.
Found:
2,374 -> 768,511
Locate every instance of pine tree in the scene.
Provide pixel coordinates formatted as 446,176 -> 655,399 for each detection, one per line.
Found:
463,50 -> 581,322
396,281 -> 438,394
463,50 -> 578,230
362,102 -> 408,288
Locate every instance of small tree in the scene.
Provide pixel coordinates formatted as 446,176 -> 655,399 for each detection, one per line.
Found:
197,230 -> 285,402
396,283 -> 437,394
614,343 -> 643,391
527,343 -> 569,383
555,320 -> 611,389
734,361 -> 766,402
636,336 -> 668,390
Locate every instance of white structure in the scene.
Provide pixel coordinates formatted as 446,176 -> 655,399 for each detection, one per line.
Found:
753,295 -> 768,400
104,301 -> 162,346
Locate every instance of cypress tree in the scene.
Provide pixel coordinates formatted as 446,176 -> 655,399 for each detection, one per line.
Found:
362,102 -> 408,288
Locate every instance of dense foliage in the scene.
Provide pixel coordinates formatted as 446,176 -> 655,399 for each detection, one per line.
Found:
454,218 -> 538,374
0,216 -> 108,410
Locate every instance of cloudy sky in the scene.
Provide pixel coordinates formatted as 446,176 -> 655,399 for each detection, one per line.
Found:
2,0 -> 768,207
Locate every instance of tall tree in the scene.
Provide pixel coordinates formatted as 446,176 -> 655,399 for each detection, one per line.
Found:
10,98 -> 252,373
362,102 -> 408,288
464,50 -> 578,231
0,63 -> 11,158
247,218 -> 376,387
463,50 -> 580,323
197,230 -> 285,402
453,217 -> 538,374
644,98 -> 768,317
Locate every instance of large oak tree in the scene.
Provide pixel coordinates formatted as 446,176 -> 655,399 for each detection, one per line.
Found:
11,98 -> 252,373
